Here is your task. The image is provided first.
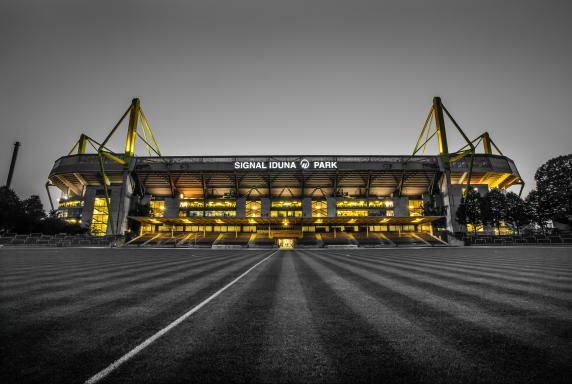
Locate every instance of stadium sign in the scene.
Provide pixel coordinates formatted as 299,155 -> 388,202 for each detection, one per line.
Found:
234,159 -> 337,170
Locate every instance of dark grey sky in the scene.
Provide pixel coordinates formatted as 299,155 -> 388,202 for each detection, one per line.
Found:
1,0 -> 571,207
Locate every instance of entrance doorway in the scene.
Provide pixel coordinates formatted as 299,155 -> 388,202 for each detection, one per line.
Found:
277,238 -> 295,249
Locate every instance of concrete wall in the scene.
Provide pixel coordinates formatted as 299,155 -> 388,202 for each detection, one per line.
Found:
80,187 -> 97,229
236,197 -> 246,218
261,198 -> 270,217
302,198 -> 312,218
164,197 -> 179,218
327,197 -> 337,217
107,174 -> 135,235
392,197 -> 409,217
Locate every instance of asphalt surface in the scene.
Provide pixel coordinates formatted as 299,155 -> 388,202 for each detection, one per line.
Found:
1,247 -> 571,383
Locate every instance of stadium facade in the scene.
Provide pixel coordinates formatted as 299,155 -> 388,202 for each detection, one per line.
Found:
47,97 -> 523,247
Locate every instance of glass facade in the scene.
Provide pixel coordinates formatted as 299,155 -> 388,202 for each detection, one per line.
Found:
337,210 -> 368,217
311,200 -> 327,217
408,200 -> 424,217
90,197 -> 109,236
246,200 -> 261,217
149,200 -> 165,218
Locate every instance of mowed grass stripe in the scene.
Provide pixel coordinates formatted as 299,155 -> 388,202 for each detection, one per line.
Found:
0,249 -> 173,277
352,250 -> 572,290
308,251 -> 571,383
298,250 -> 495,383
0,251 -> 244,299
312,252 -> 571,352
391,251 -> 572,276
338,251 -> 572,304
91,251 -> 282,384
355,250 -> 572,284
323,252 -> 572,338
292,251 -> 427,383
0,250 -> 231,285
1,252 -> 271,384
256,251 -> 333,383
367,247 -> 572,271
6,252 -> 262,321
0,255 -> 204,296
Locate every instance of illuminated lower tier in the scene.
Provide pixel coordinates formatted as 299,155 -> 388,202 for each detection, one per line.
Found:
48,154 -> 523,236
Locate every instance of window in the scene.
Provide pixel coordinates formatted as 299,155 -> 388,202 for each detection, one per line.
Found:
58,199 -> 83,208
270,210 -> 302,217
206,200 -> 236,209
337,210 -> 368,217
336,200 -> 367,208
246,200 -> 261,217
368,199 -> 393,208
271,200 -> 302,208
408,200 -> 424,217
467,223 -> 484,233
149,200 -> 165,217
180,200 -> 204,209
91,197 -> 109,236
312,200 -> 327,217
205,211 -> 236,217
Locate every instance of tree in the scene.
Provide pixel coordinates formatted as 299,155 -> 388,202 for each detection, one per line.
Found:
534,154 -> 572,224
484,188 -> 507,233
0,187 -> 85,235
505,192 -> 530,234
525,189 -> 551,232
456,189 -> 483,234
0,186 -> 23,234
17,195 -> 46,233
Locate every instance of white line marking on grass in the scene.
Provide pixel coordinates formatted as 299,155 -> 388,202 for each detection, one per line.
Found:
83,250 -> 279,384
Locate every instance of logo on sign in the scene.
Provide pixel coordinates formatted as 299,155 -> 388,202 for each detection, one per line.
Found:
300,159 -> 310,169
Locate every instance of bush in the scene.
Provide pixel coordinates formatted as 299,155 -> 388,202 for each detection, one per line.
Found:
0,186 -> 86,235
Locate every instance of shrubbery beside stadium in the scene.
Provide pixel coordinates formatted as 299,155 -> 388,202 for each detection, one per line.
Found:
456,154 -> 572,233
0,186 -> 86,235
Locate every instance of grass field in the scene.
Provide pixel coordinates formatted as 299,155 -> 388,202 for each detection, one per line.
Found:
1,247 -> 571,384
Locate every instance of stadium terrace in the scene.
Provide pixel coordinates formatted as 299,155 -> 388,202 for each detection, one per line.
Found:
47,97 -> 524,248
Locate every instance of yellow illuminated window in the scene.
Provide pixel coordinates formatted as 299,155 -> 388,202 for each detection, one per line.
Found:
312,200 -> 327,217
205,211 -> 236,217
368,199 -> 393,208
149,200 -> 165,217
58,199 -> 83,208
270,210 -> 302,217
337,210 -> 368,217
246,200 -> 261,217
420,224 -> 432,233
271,200 -> 302,208
180,200 -> 204,209
336,200 -> 367,208
206,200 -> 236,208
91,197 -> 109,236
408,200 -> 424,217
467,223 -> 484,233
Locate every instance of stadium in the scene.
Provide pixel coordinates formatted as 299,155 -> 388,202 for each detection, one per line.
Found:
3,98 -> 570,384
46,97 -> 524,248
